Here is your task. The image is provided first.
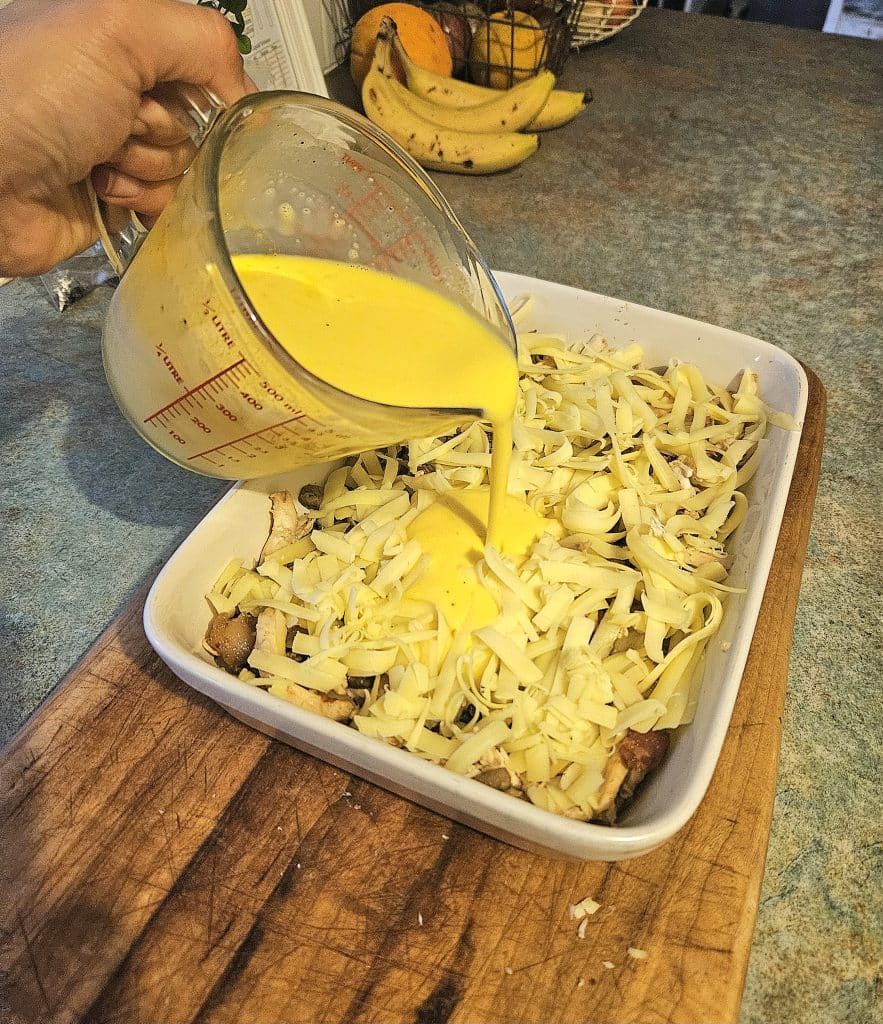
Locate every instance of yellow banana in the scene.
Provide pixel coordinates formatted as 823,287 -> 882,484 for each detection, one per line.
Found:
362,32 -> 538,174
390,31 -> 588,131
390,66 -> 554,134
525,89 -> 590,131
375,35 -> 554,133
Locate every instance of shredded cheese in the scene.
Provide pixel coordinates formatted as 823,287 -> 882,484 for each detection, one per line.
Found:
205,325 -> 784,823
568,897 -> 601,920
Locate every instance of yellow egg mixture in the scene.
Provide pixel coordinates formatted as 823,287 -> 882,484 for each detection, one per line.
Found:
233,253 -> 550,631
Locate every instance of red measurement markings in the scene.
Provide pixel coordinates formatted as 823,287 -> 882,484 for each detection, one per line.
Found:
337,180 -> 430,268
144,359 -> 248,425
344,213 -> 382,252
341,153 -> 365,174
342,184 -> 440,278
188,413 -> 309,462
339,183 -> 391,252
374,228 -> 443,279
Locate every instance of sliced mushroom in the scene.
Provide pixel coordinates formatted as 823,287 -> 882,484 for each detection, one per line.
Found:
204,612 -> 256,673
282,684 -> 355,722
298,483 -> 324,510
594,729 -> 672,825
474,767 -> 512,791
611,629 -> 645,654
286,624 -> 306,648
619,729 -> 670,778
259,491 -> 311,562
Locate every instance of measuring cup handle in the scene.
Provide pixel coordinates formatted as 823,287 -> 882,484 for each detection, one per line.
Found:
88,82 -> 225,277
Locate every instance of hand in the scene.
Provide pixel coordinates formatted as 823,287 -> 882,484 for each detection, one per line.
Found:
0,0 -> 256,276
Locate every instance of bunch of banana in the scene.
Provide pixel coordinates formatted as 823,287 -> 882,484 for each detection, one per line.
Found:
390,31 -> 589,132
362,18 -> 544,174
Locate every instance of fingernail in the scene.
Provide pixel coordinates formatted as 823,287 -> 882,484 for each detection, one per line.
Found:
92,167 -> 139,201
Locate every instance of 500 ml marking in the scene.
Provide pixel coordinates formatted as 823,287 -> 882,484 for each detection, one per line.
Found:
142,302 -> 318,468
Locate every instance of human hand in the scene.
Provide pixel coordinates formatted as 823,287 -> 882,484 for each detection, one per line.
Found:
0,0 -> 256,276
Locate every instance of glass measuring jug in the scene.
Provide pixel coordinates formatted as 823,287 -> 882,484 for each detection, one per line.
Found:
101,90 -> 516,479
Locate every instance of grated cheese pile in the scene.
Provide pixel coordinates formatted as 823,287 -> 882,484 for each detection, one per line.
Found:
205,323 -> 787,823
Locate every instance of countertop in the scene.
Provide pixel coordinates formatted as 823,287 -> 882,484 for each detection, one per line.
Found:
0,9 -> 880,1023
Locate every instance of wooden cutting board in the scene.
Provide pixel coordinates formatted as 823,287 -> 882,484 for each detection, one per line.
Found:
0,370 -> 825,1024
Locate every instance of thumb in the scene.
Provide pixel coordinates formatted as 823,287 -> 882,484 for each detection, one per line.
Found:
127,0 -> 255,106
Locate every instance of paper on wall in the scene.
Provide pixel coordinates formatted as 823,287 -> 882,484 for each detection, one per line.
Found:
181,0 -> 328,96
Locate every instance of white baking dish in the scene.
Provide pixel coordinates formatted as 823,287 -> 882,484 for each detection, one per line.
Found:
144,271 -> 807,861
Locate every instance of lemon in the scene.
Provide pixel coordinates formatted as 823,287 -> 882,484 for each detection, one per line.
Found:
469,10 -> 545,89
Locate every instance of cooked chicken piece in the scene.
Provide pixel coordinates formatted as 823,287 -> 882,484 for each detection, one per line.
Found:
253,607 -> 287,677
594,756 -> 629,821
282,684 -> 354,722
477,746 -> 508,771
685,549 -> 724,568
204,612 -> 256,673
259,491 -> 311,562
669,458 -> 695,489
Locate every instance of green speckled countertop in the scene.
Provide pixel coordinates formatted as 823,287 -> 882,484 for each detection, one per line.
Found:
1,10 -> 880,1023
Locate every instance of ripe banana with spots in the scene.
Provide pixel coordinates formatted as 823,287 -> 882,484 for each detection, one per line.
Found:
362,26 -> 538,175
378,40 -> 555,134
390,31 -> 589,131
521,89 -> 591,131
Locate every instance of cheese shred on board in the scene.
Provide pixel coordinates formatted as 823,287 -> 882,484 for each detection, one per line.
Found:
204,326 -> 790,824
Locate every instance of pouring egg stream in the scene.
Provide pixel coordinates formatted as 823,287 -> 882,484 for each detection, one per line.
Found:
233,253 -> 529,632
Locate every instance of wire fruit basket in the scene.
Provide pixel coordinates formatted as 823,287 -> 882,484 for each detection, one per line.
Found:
571,0 -> 647,46
345,2 -> 587,88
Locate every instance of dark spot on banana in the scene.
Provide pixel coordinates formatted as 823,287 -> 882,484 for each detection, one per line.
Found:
463,159 -> 474,168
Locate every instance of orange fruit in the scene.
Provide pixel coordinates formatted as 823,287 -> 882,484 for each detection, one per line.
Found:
350,4 -> 453,89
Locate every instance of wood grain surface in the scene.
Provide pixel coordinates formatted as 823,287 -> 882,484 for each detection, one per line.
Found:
0,370 -> 825,1024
